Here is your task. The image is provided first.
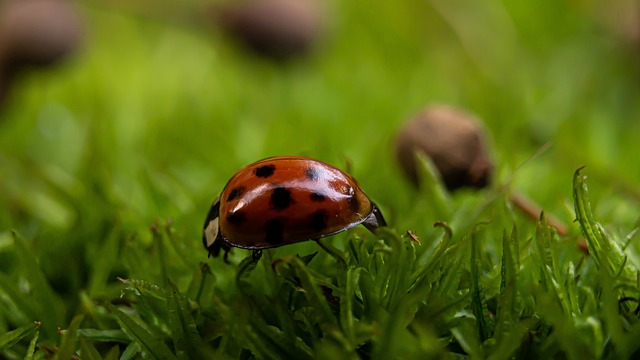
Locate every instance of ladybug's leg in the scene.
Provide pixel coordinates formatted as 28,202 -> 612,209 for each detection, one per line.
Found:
222,243 -> 232,263
236,251 -> 263,292
251,250 -> 263,262
206,240 -> 225,258
362,201 -> 387,234
205,235 -> 232,260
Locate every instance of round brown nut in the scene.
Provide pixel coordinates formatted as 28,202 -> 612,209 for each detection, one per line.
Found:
0,77 -> 8,105
593,0 -> 640,51
395,105 -> 494,191
0,0 -> 83,75
213,0 -> 323,59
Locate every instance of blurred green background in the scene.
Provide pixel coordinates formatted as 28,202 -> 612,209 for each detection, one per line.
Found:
3,0 -> 639,235
1,0 -> 640,355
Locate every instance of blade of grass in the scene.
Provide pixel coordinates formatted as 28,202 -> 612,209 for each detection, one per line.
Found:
291,256 -> 337,327
24,330 -> 39,360
316,238 -> 348,269
227,296 -> 314,360
599,267 -> 626,359
618,319 -> 640,358
340,267 -> 362,345
535,213 -> 556,277
535,214 -> 569,315
409,222 -> 454,292
496,230 -> 516,325
489,228 -> 526,360
119,279 -> 170,335
378,228 -> 415,309
119,278 -> 166,301
429,240 -> 469,303
415,152 -> 452,219
469,224 -> 490,342
151,224 -> 168,283
564,262 -> 580,316
77,329 -> 130,343
186,262 -> 213,305
54,314 -> 84,360
11,232 -> 65,333
166,280 -> 202,360
358,269 -> 385,321
88,228 -> 121,297
112,307 -> 177,360
119,342 -> 139,360
248,315 -> 314,360
79,338 -> 103,360
0,321 -> 40,351
371,292 -> 421,359
451,317 -> 484,359
573,167 -> 632,278
0,273 -> 38,325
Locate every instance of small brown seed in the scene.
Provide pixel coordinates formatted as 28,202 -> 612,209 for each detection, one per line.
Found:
0,0 -> 83,75
211,0 -> 323,59
395,105 -> 493,191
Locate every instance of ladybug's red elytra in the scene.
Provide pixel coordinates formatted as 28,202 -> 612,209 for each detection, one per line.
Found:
203,156 -> 387,258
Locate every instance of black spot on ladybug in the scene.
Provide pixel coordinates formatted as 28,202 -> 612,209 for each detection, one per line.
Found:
265,219 -> 284,243
270,187 -> 294,210
254,164 -> 276,178
310,191 -> 326,202
305,167 -> 320,181
227,186 -> 244,202
226,211 -> 246,224
310,210 -> 327,232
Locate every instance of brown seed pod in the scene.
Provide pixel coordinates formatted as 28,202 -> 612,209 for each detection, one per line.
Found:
0,0 -> 83,75
592,0 -> 640,52
395,105 -> 494,191
0,76 -> 8,105
211,0 -> 323,59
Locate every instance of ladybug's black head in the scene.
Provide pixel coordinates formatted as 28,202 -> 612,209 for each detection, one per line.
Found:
203,197 -> 223,258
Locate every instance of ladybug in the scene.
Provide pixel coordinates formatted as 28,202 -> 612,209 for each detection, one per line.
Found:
203,156 -> 386,258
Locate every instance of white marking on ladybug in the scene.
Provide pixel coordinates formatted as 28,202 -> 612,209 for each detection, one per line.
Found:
205,217 -> 219,248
